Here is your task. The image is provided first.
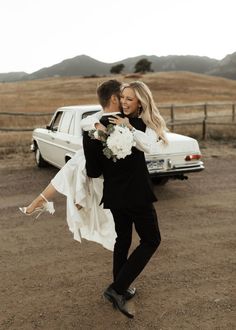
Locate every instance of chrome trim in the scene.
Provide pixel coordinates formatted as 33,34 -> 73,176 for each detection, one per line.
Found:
33,136 -> 79,153
167,159 -> 172,169
30,143 -> 35,151
146,151 -> 202,158
173,162 -> 204,169
148,164 -> 204,174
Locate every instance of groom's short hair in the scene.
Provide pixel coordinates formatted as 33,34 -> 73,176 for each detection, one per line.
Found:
97,80 -> 121,108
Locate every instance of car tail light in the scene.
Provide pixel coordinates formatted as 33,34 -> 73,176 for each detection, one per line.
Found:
185,154 -> 202,161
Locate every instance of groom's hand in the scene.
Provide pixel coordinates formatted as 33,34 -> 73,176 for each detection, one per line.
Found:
95,123 -> 106,131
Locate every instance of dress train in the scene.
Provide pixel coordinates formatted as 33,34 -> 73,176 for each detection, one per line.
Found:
51,148 -> 116,251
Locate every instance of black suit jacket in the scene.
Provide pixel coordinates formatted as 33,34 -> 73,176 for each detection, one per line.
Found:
83,130 -> 103,178
83,115 -> 157,209
83,114 -> 123,178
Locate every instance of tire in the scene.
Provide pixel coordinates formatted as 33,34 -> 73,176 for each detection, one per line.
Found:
35,146 -> 48,168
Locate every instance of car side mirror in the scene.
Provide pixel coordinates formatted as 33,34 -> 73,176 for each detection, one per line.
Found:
46,125 -> 51,130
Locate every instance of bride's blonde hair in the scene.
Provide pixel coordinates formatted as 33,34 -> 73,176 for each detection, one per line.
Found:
121,81 -> 168,144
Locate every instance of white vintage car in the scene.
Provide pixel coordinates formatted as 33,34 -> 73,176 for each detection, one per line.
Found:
31,105 -> 204,184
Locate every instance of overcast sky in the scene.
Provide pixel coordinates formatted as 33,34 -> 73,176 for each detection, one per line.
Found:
0,0 -> 235,73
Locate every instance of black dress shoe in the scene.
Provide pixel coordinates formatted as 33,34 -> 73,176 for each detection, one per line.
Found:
124,287 -> 136,301
104,286 -> 134,319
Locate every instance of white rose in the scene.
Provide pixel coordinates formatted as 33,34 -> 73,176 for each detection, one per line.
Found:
106,125 -> 136,160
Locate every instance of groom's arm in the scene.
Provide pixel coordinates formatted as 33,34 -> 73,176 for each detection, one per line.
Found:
82,131 -> 103,178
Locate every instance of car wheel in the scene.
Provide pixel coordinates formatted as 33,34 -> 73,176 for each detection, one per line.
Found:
35,146 -> 48,167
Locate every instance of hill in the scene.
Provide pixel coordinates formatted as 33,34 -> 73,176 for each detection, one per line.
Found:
207,52 -> 236,80
0,72 -> 27,82
112,55 -> 218,74
22,54 -> 219,81
26,55 -> 111,80
1,52 -> 236,82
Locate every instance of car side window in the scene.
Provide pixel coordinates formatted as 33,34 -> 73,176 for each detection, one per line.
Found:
59,111 -> 74,133
51,112 -> 63,131
81,110 -> 99,119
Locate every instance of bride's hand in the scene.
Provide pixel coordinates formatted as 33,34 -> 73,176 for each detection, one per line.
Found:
108,115 -> 130,126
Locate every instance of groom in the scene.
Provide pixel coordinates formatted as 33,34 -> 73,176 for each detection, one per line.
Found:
82,80 -> 161,318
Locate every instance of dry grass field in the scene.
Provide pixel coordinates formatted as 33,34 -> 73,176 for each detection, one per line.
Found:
0,71 -> 236,149
1,71 -> 236,113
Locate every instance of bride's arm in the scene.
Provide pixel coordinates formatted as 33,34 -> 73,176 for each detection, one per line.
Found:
108,115 -> 159,154
132,127 -> 158,154
80,110 -> 103,131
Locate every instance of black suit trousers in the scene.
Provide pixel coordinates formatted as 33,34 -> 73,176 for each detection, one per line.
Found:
110,204 -> 161,294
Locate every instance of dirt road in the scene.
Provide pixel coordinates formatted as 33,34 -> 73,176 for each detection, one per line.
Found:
0,142 -> 235,329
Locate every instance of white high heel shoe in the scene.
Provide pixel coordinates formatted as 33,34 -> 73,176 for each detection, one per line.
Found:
19,193 -> 55,219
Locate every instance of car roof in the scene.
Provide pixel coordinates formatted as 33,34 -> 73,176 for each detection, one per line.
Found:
57,105 -> 102,112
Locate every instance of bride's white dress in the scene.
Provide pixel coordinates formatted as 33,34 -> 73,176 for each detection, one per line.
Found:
50,111 -> 159,251
51,148 -> 116,251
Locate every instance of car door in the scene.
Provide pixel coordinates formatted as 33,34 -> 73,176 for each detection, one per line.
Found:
36,110 -> 64,165
48,110 -> 77,167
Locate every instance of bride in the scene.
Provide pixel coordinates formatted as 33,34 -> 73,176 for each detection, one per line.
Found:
19,80 -> 167,251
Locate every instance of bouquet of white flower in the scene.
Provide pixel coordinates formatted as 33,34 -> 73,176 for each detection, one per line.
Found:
89,124 -> 136,162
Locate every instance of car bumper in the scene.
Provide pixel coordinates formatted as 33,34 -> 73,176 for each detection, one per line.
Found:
148,162 -> 204,178
30,143 -> 36,151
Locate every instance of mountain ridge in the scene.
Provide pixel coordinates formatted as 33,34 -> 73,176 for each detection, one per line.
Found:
0,52 -> 236,82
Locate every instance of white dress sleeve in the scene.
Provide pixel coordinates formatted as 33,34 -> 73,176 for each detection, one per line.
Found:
133,127 -> 158,154
80,110 -> 103,131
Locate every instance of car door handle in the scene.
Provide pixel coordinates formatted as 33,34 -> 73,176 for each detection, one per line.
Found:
51,136 -> 55,140
66,141 -> 70,144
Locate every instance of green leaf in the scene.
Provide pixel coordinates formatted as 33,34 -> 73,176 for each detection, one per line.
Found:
103,147 -> 113,159
88,129 -> 96,139
106,124 -> 115,135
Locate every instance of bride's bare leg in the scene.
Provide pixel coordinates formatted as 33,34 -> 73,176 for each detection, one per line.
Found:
26,183 -> 57,213
25,183 -> 82,213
